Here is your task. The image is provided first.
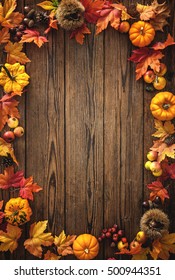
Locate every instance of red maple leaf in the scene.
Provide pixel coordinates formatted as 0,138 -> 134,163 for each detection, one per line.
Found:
19,176 -> 42,200
128,47 -> 164,80
0,166 -> 24,190
20,29 -> 48,48
81,0 -> 104,23
147,180 -> 169,202
70,24 -> 91,45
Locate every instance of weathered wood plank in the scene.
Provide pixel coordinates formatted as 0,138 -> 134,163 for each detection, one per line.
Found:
64,27 -> 104,258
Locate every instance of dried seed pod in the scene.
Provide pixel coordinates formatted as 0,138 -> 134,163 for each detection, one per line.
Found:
56,0 -> 85,30
140,209 -> 169,240
28,19 -> 35,28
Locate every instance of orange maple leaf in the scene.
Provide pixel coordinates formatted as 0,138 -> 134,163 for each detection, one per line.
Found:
0,96 -> 20,131
44,11 -> 58,34
5,42 -> 31,64
152,34 -> 175,50
20,30 -> 48,48
70,24 -> 91,45
152,120 -> 175,140
0,137 -> 18,165
0,200 -> 4,223
147,180 -> 169,202
24,221 -> 54,258
129,47 -> 164,80
54,230 -> 76,256
0,224 -> 22,253
150,139 -> 175,163
0,0 -> 23,28
0,166 -> 23,189
19,176 -> 42,200
0,27 -> 10,44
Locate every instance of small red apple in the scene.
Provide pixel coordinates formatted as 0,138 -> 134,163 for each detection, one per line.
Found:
119,21 -> 130,33
135,231 -> 147,243
7,117 -> 19,128
145,161 -> 152,170
3,131 -> 15,142
14,126 -> 24,137
155,63 -> 167,77
152,169 -> 163,177
147,151 -> 158,161
153,76 -> 166,90
117,240 -> 129,251
143,70 -> 156,83
150,161 -> 161,173
129,240 -> 140,250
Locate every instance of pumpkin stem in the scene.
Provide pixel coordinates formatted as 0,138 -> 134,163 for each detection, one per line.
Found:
84,248 -> 89,254
163,103 -> 170,110
140,26 -> 144,35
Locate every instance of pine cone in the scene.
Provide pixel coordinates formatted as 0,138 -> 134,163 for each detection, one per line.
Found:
56,0 -> 85,31
140,209 -> 169,240
1,154 -> 14,167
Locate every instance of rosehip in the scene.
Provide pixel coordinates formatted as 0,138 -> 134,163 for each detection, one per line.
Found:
117,230 -> 124,237
121,237 -> 127,243
106,232 -> 111,238
112,234 -> 118,242
111,227 -> 116,233
102,228 -> 108,234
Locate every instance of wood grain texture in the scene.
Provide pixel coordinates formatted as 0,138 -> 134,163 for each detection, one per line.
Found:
0,0 -> 175,260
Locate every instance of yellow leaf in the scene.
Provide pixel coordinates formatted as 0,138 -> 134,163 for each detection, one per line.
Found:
5,42 -> 31,64
0,224 -> 22,253
152,120 -> 175,140
44,250 -> 61,260
0,137 -> 18,164
158,144 -> 175,163
152,233 -> 175,260
136,3 -> 155,21
54,230 -> 76,256
24,220 -> 54,258
150,240 -> 162,260
0,27 -> 10,44
37,1 -> 57,11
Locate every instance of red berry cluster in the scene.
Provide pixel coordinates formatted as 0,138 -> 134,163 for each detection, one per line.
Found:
98,224 -> 127,249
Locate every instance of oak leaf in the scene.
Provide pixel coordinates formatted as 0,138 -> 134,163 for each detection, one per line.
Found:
152,120 -> 175,140
0,97 -> 20,131
152,34 -> 175,50
5,42 -> 31,64
19,176 -> 42,200
37,0 -> 58,11
81,0 -> 104,24
20,30 -> 48,48
44,250 -> 61,260
150,0 -> 170,31
0,166 -> 23,190
152,234 -> 175,260
24,221 -> 54,258
0,27 -> 10,44
128,47 -> 164,80
70,24 -> 91,45
0,137 -> 18,164
147,180 -> 169,202
0,0 -> 23,28
0,223 -> 22,253
136,3 -> 155,21
54,230 -> 76,256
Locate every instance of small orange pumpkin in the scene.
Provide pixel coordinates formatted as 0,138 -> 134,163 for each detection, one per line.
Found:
73,233 -> 99,260
5,197 -> 32,226
129,21 -> 155,47
150,91 -> 175,121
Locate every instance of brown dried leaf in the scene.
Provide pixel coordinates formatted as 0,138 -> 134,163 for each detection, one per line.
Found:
150,0 -> 171,31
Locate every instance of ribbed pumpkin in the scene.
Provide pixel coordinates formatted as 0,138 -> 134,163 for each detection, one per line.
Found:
5,197 -> 32,225
129,21 -> 155,47
150,91 -> 175,121
73,234 -> 99,260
